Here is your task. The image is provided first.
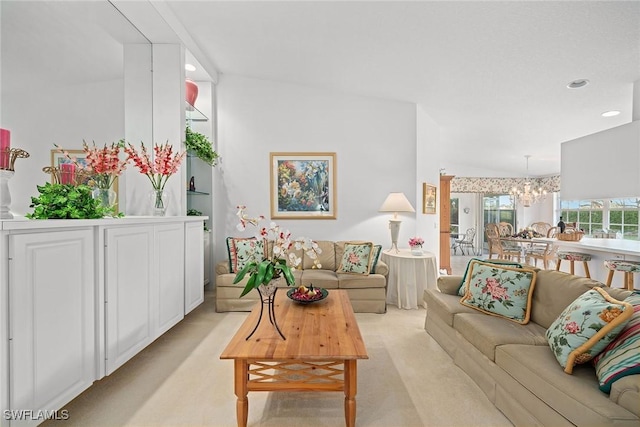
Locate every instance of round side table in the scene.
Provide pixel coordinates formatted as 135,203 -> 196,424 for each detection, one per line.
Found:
381,249 -> 437,309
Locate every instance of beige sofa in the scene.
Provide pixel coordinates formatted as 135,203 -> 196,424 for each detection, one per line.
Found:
215,240 -> 388,313
424,269 -> 640,427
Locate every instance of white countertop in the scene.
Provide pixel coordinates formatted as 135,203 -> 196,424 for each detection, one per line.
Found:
552,237 -> 640,256
0,215 -> 208,231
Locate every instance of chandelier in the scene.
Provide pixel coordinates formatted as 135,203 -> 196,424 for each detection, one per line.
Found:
510,155 -> 547,207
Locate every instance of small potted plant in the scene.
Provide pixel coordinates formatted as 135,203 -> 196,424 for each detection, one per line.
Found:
185,126 -> 219,166
26,183 -> 114,219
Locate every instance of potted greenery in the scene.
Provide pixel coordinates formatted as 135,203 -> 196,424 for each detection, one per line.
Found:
185,126 -> 219,166
26,183 -> 115,219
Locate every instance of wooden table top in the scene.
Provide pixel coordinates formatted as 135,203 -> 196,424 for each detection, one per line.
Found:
220,289 -> 368,361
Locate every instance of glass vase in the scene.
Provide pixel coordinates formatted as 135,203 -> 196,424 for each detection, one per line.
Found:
150,189 -> 168,216
92,187 -> 117,214
411,245 -> 423,256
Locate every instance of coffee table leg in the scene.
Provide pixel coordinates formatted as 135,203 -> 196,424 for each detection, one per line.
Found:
344,360 -> 357,427
234,359 -> 248,427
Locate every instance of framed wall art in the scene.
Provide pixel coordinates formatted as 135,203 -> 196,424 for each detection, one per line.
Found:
270,152 -> 337,219
423,183 -> 437,214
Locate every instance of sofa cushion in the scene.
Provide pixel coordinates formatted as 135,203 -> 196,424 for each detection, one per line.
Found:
593,292 -> 640,393
226,237 -> 265,273
337,241 -> 374,275
496,344 -> 640,426
299,269 -> 340,289
454,312 -> 548,361
457,258 -> 523,296
530,270 -> 608,329
460,261 -> 537,324
337,272 -> 386,289
302,240 -> 333,270
424,289 -> 478,327
546,287 -> 633,374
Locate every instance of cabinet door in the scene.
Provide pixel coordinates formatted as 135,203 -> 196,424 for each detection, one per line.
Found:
105,226 -> 154,375
155,223 -> 185,335
9,229 -> 95,419
184,222 -> 204,314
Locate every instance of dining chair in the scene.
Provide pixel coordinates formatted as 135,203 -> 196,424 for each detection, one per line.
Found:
530,222 -> 552,237
453,228 -> 476,255
525,243 -> 559,269
488,234 -> 522,262
547,226 -> 558,238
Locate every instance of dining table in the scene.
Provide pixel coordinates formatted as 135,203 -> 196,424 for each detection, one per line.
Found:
499,236 -> 555,258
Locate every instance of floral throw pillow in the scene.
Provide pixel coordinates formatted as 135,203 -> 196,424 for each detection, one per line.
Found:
546,287 -> 633,374
592,292 -> 640,392
226,237 -> 265,273
337,242 -> 373,275
457,258 -> 523,296
460,261 -> 536,324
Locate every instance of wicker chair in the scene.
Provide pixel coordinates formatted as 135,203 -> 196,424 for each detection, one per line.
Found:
486,224 -> 521,262
530,222 -> 553,237
525,243 -> 559,269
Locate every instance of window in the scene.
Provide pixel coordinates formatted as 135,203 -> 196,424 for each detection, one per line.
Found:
450,198 -> 459,235
560,198 -> 640,240
483,195 -> 515,226
609,198 -> 640,240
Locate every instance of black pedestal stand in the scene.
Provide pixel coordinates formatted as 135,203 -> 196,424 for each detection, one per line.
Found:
245,286 -> 286,340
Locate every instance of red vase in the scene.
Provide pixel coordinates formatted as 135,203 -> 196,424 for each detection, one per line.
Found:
185,79 -> 198,107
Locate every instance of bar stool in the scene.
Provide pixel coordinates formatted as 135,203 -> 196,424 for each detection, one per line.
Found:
556,251 -> 592,278
604,259 -> 640,290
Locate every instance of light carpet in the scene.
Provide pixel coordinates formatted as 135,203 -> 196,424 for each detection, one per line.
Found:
43,290 -> 511,427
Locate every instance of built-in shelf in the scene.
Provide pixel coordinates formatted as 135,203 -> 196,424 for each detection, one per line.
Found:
186,102 -> 208,122
187,190 -> 210,196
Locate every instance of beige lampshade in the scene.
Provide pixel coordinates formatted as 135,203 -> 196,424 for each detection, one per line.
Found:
379,192 -> 415,218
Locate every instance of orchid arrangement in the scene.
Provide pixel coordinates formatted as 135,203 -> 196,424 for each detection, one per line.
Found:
233,205 -> 322,297
124,142 -> 186,190
409,236 -> 424,247
55,140 -> 127,189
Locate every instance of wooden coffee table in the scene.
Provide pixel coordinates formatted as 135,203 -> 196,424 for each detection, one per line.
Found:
220,289 -> 368,427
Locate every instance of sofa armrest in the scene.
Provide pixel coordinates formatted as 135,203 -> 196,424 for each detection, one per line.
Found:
610,374 -> 640,418
216,260 -> 230,276
437,275 -> 463,295
374,260 -> 389,276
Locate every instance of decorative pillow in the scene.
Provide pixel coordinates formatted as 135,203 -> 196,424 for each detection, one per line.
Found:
337,242 -> 373,275
458,258 -> 523,296
593,292 -> 640,392
226,237 -> 265,273
460,261 -> 536,324
369,245 -> 382,274
546,287 -> 633,374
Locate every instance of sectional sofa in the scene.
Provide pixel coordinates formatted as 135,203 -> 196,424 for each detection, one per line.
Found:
215,239 -> 388,313
424,265 -> 639,427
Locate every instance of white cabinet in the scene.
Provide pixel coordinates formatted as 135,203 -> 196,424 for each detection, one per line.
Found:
185,222 -> 204,314
105,223 -> 186,375
8,229 -> 95,424
105,226 -> 155,375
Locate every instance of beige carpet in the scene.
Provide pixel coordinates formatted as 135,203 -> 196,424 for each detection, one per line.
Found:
42,289 -> 511,427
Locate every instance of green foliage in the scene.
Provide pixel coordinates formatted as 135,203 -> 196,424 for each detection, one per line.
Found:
187,208 -> 202,216
26,183 -> 113,219
185,126 -> 219,166
233,259 -> 295,298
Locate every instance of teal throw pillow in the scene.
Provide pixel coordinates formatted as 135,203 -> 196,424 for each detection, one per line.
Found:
460,260 -> 536,324
458,258 -> 523,296
546,287 -> 633,374
593,292 -> 640,392
226,237 -> 265,273
369,245 -> 382,274
337,242 -> 373,275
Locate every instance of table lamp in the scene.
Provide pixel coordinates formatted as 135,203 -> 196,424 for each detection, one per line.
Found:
379,192 -> 415,252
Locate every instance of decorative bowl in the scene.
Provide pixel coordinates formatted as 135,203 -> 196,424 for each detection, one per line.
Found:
287,286 -> 328,304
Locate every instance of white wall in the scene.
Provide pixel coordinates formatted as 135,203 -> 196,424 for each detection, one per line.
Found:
3,80 -> 124,215
214,75 -> 418,263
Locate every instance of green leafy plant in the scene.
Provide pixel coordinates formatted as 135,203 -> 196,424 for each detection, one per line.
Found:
187,208 -> 202,216
26,183 -> 114,219
185,126 -> 219,166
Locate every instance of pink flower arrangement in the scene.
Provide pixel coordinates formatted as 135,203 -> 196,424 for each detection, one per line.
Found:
125,142 -> 186,190
55,140 -> 128,189
408,236 -> 424,247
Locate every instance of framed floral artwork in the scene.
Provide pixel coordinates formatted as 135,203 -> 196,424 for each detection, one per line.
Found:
270,152 -> 337,219
423,183 -> 437,214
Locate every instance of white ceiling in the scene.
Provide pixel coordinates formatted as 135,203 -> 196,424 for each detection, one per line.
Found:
162,0 -> 640,177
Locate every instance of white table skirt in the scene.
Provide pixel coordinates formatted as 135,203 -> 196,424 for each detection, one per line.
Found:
381,249 -> 438,309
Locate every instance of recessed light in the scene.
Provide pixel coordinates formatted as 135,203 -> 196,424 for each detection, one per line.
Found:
567,79 -> 589,89
602,110 -> 621,117
185,64 -> 196,72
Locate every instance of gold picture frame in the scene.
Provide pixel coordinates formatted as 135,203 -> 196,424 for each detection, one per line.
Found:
50,149 -> 119,211
423,183 -> 437,214
270,152 -> 337,219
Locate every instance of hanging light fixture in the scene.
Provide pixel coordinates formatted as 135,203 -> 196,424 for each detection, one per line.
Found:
510,155 -> 547,207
